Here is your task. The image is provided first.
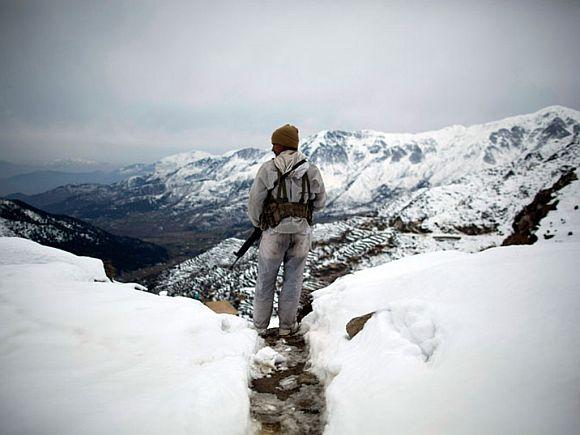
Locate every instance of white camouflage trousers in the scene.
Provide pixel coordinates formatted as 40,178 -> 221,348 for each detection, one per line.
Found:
253,230 -> 311,330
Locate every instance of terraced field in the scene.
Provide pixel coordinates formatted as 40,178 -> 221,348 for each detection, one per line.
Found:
149,216 -> 496,319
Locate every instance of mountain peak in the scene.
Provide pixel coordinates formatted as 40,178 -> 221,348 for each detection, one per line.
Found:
534,104 -> 579,116
223,147 -> 268,161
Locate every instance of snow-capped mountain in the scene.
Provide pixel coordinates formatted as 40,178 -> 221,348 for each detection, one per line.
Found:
13,106 -> 580,257
0,199 -> 168,274
302,106 -> 578,208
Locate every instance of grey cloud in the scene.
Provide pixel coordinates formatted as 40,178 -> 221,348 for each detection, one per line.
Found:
1,0 -> 579,164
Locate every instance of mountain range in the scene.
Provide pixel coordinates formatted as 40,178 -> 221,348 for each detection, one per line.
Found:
0,160 -> 155,196
6,105 -> 579,258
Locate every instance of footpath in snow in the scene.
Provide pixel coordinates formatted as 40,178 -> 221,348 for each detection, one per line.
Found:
0,237 -> 258,435
249,330 -> 325,434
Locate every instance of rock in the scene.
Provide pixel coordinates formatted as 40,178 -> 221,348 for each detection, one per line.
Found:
390,216 -> 431,234
454,223 -> 498,235
298,372 -> 319,385
278,376 -> 299,391
205,300 -> 237,315
346,312 -> 375,339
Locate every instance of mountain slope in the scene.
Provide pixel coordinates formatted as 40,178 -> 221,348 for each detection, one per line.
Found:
0,199 -> 168,274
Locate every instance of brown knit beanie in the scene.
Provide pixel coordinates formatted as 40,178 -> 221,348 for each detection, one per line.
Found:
271,124 -> 299,150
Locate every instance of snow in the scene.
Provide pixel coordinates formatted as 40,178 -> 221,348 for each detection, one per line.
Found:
303,242 -> 580,434
0,237 -> 258,435
251,346 -> 287,376
0,199 -> 102,245
154,150 -> 214,177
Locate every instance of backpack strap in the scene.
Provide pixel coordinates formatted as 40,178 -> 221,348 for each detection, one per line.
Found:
275,167 -> 288,202
275,168 -> 282,199
300,172 -> 311,204
271,159 -> 307,190
270,159 -> 307,201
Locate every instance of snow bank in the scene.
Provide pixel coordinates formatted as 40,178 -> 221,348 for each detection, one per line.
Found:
0,237 -> 257,435
303,243 -> 580,434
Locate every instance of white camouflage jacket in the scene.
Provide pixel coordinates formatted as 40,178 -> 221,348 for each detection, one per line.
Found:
247,150 -> 326,233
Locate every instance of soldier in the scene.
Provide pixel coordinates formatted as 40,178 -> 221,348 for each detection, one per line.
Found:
247,124 -> 326,336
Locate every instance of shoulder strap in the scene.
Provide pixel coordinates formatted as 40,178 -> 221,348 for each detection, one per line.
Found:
276,168 -> 290,202
300,173 -> 311,204
275,167 -> 285,201
270,159 -> 308,194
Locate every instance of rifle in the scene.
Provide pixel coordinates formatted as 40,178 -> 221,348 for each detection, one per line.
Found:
230,226 -> 262,270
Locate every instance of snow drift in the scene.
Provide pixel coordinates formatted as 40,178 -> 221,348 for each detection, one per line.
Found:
303,241 -> 580,434
0,238 -> 257,435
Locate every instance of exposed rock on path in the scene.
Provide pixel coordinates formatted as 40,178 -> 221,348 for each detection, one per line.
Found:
250,330 -> 326,434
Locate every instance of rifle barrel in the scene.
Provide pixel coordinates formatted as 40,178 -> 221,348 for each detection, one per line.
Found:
230,227 -> 262,269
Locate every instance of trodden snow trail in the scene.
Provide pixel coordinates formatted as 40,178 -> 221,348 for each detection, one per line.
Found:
248,266 -> 347,434
249,328 -> 326,434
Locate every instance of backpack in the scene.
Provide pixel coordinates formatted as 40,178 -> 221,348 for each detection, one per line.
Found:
258,159 -> 313,230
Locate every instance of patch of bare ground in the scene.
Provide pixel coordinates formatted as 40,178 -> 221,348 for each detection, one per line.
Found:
250,330 -> 326,435
503,169 -> 577,245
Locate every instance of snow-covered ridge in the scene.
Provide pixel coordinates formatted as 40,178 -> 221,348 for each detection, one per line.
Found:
300,106 -> 578,204
0,238 -> 257,435
154,150 -> 215,177
308,105 -> 577,141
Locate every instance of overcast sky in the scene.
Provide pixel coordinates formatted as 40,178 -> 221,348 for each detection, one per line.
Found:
1,0 -> 579,165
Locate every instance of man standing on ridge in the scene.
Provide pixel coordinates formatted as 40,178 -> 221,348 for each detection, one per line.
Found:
247,124 -> 326,336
